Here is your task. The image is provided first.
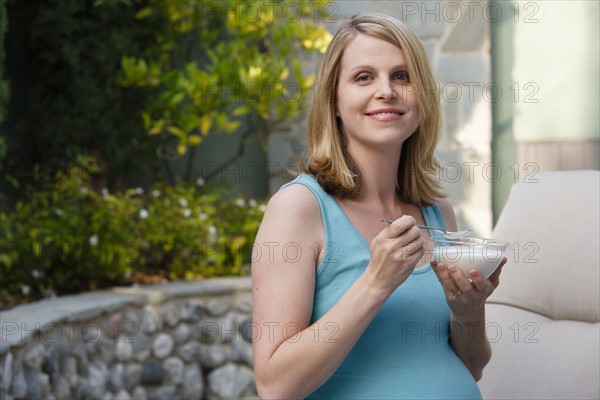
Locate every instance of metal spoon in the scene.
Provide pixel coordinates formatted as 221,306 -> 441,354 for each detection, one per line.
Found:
380,219 -> 473,239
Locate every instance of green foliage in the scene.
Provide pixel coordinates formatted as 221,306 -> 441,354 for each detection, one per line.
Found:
2,0 -> 161,189
118,0 -> 332,179
0,0 -> 331,306
1,0 -> 8,187
0,157 -> 265,306
0,0 -> 8,124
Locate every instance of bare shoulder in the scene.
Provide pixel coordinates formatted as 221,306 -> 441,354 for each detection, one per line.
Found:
255,182 -> 324,263
263,183 -> 322,229
436,198 -> 458,231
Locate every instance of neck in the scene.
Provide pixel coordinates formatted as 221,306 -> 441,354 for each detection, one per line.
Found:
346,142 -> 404,212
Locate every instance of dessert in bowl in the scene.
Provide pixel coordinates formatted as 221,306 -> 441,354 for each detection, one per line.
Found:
430,237 -> 509,279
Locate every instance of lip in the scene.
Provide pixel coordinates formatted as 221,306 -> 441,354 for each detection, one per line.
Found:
365,108 -> 405,121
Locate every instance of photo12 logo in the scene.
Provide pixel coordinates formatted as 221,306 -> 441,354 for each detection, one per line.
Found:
399,1 -> 540,24
197,1 -> 340,23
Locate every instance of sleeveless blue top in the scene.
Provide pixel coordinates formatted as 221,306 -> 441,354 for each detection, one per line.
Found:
281,175 -> 482,400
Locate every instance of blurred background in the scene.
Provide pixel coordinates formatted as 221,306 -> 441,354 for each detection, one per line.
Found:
1,0 -> 598,306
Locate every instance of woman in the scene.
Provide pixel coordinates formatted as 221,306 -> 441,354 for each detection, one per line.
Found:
252,12 -> 505,400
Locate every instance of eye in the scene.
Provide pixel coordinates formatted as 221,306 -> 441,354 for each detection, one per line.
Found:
393,71 -> 410,83
355,74 -> 372,83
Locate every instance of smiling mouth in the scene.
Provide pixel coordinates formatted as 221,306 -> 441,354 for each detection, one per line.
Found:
367,111 -> 404,116
365,109 -> 405,116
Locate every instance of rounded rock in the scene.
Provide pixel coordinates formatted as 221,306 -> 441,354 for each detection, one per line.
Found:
88,360 -> 109,399
8,360 -> 26,398
1,353 -> 13,392
152,334 -> 174,359
23,344 -> 45,370
148,385 -> 177,400
207,363 -> 254,399
239,317 -> 254,343
176,340 -> 201,363
109,363 -> 124,391
116,340 -> 133,362
198,344 -> 228,369
24,369 -> 48,400
182,300 -> 204,321
182,363 -> 204,400
172,323 -> 191,344
53,375 -> 71,399
60,356 -> 78,387
160,303 -> 180,328
114,388 -> 132,400
131,385 -> 147,400
123,363 -> 142,391
162,357 -> 184,385
206,298 -> 232,317
140,361 -> 163,386
141,305 -> 161,333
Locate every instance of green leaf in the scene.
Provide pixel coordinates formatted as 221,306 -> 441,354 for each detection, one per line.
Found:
232,105 -> 250,116
148,119 -> 165,135
167,125 -> 186,138
169,92 -> 186,107
188,135 -> 201,146
135,7 -> 153,19
200,114 -> 213,135
226,121 -> 241,133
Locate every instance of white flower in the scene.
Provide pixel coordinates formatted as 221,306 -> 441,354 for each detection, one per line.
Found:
248,198 -> 257,208
134,187 -> 144,195
208,225 -> 218,241
32,270 -> 41,279
80,187 -> 88,194
198,212 -> 208,220
235,198 -> 245,207
183,208 -> 192,218
152,190 -> 161,198
179,198 -> 189,208
139,209 -> 149,219
21,285 -> 30,295
196,177 -> 205,187
101,188 -> 109,197
55,209 -> 64,217
89,235 -> 99,246
259,204 -> 267,213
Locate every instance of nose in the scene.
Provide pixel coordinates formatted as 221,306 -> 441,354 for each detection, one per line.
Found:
374,78 -> 396,101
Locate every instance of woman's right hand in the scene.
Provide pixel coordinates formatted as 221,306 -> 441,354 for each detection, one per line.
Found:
365,216 -> 424,295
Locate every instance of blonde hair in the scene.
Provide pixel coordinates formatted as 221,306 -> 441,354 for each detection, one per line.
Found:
305,12 -> 444,206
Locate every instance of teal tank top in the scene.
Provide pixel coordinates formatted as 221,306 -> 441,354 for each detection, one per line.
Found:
281,175 -> 482,400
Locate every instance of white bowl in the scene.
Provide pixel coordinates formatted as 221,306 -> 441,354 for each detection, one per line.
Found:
430,237 -> 509,279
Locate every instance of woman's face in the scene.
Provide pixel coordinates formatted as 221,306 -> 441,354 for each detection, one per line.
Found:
336,34 -> 419,153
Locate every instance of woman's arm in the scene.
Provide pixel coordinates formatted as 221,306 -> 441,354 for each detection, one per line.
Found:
433,199 -> 504,381
252,185 -> 423,399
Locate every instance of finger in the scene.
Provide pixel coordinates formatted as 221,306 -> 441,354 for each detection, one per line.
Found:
383,216 -> 416,238
404,237 -> 425,257
432,262 -> 461,297
446,265 -> 474,293
467,269 -> 488,291
488,257 -> 507,288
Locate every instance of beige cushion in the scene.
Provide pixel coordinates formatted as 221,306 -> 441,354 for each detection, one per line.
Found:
489,170 -> 600,322
478,303 -> 600,399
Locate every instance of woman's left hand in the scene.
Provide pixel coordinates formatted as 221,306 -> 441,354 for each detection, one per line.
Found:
431,258 -> 507,317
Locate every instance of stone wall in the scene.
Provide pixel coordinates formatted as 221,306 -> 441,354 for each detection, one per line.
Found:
0,278 -> 256,400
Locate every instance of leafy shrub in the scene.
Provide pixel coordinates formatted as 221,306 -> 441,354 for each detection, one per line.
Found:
0,159 -> 265,307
